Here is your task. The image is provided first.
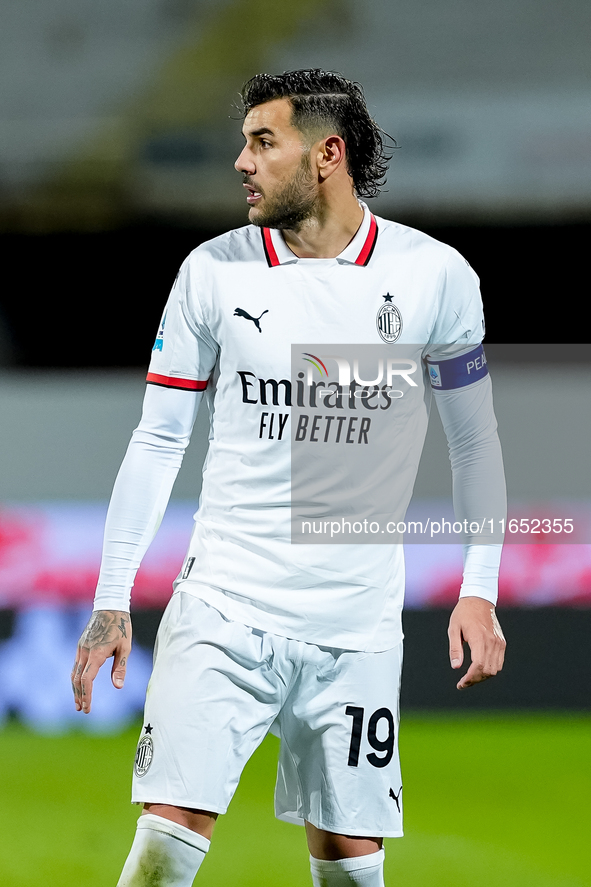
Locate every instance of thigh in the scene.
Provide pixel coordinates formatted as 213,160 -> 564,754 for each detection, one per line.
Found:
274,642 -> 403,838
132,593 -> 288,814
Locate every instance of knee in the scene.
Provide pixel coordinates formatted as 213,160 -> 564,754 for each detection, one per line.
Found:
142,803 -> 217,840
305,821 -> 382,860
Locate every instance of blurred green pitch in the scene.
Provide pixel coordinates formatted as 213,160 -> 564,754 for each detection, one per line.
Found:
0,714 -> 589,887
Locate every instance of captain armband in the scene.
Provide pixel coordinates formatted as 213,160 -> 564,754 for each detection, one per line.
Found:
427,344 -> 488,390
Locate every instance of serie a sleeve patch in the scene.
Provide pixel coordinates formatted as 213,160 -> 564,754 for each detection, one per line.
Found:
426,344 -> 488,390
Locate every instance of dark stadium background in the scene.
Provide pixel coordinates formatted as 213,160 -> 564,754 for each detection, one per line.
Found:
0,3 -> 589,885
1,220 -> 587,368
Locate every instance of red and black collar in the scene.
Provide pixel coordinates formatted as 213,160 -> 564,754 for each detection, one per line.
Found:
261,213 -> 378,268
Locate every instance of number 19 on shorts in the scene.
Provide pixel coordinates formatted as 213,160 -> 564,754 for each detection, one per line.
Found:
345,705 -> 395,768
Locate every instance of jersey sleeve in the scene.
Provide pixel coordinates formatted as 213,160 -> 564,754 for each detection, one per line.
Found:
93,255 -> 216,612
424,248 -> 505,605
147,255 -> 218,391
93,384 -> 204,612
425,247 -> 485,361
431,368 -> 506,605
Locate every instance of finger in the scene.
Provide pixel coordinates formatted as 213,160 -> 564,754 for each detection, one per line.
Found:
447,620 -> 464,669
457,656 -> 499,688
489,636 -> 505,676
71,658 -> 80,708
457,637 -> 501,689
457,661 -> 489,689
456,630 -> 486,689
457,644 -> 492,687
491,611 -> 507,673
456,667 -> 490,690
80,649 -> 109,714
111,650 -> 128,689
72,645 -> 89,711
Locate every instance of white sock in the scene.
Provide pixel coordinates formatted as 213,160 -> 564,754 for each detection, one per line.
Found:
310,850 -> 385,886
117,813 -> 210,886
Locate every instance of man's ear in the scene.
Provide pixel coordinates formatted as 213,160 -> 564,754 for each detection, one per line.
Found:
316,135 -> 346,181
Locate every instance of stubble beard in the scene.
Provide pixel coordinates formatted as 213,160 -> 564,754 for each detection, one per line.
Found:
248,156 -> 320,231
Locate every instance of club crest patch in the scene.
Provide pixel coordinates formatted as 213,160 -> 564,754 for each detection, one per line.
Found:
134,734 -> 154,777
377,295 -> 402,343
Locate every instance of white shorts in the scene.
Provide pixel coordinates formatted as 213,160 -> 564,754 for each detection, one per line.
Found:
132,592 -> 403,837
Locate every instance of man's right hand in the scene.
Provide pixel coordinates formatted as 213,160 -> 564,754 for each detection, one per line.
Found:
71,610 -> 132,714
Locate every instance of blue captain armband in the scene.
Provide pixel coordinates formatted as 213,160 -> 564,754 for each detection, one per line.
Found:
427,344 -> 488,390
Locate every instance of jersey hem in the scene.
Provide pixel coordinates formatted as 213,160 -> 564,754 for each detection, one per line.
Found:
173,584 -> 403,653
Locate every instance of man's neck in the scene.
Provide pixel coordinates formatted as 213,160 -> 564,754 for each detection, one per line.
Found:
281,197 -> 364,259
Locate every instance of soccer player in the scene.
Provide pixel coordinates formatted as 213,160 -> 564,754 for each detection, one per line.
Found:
72,70 -> 506,887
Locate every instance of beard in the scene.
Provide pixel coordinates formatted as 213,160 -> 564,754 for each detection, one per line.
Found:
247,156 -> 319,230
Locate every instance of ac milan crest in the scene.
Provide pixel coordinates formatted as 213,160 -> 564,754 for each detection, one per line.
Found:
134,734 -> 154,777
377,294 -> 402,343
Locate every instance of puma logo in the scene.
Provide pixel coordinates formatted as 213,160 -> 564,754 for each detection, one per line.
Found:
234,307 -> 268,332
389,786 -> 402,812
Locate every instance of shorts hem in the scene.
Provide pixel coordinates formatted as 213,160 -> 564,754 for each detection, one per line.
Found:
275,811 -> 403,839
131,795 -> 228,816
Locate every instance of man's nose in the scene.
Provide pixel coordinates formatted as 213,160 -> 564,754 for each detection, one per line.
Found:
235,147 -> 255,174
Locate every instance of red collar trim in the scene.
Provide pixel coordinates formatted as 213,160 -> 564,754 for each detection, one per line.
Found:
354,214 -> 378,266
262,213 -> 378,267
262,227 -> 280,267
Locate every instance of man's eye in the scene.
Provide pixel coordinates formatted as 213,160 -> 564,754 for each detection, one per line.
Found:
261,140 -> 272,148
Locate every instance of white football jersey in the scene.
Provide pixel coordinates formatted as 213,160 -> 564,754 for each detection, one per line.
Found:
139,205 -> 495,651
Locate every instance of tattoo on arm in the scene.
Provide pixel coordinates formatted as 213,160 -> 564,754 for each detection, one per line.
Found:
80,611 -> 130,651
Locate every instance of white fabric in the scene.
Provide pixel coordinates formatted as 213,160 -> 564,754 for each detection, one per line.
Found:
433,374 -> 506,605
132,593 -> 404,837
94,385 -> 202,611
310,850 -> 385,886
93,207 -> 504,648
460,544 -> 503,604
135,814 -> 210,852
117,813 -> 209,886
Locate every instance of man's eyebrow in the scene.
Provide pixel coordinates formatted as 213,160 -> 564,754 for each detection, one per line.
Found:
245,127 -> 275,138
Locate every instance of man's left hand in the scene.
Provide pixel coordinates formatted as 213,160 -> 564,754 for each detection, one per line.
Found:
448,596 -> 506,690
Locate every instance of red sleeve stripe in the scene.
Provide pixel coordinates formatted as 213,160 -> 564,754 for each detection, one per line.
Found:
146,373 -> 208,391
262,227 -> 280,267
354,214 -> 378,266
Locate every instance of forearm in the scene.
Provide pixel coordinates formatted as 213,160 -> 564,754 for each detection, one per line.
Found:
93,385 -> 202,611
93,436 -> 184,610
434,375 -> 506,604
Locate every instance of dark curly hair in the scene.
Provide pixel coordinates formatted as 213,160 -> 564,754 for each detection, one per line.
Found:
240,70 -> 393,199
